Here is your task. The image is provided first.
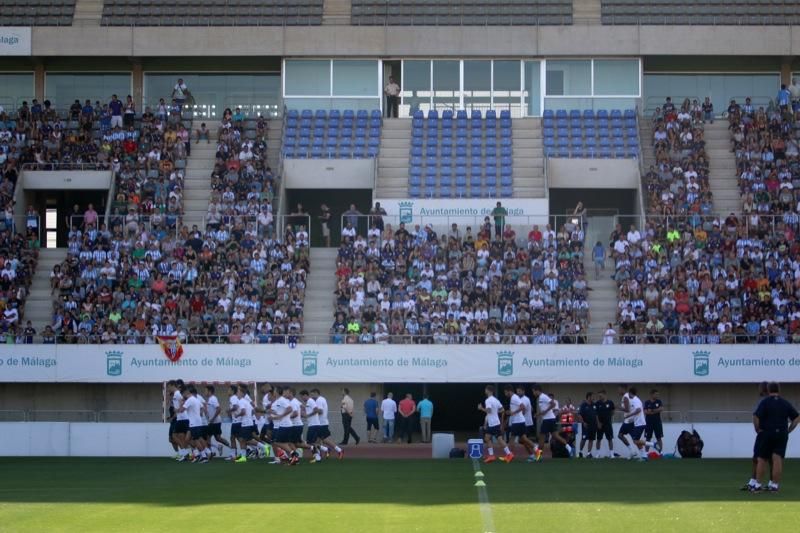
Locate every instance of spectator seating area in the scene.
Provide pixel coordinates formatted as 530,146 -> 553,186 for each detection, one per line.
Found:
101,0 -> 324,26
409,110 -> 513,199
29,100 -> 305,344
282,109 -> 382,159
0,105 -> 44,342
0,0 -> 75,26
729,99 -> 800,224
330,216 -> 588,344
601,1 -> 800,25
351,0 -> 573,26
543,109 -> 639,159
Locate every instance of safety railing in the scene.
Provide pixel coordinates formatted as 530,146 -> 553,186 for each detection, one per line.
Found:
13,332 -> 800,346
97,410 -> 163,423
643,96 -> 701,117
26,410 -> 98,422
21,162 -> 111,171
0,410 -> 27,422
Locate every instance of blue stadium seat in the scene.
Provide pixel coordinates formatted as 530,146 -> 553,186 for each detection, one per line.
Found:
585,137 -> 596,149
610,109 -> 622,119
571,148 -> 585,158
369,128 -> 380,138
299,127 -> 311,138
471,110 -> 482,120
300,118 -> 312,128
424,186 -> 436,198
542,109 -> 554,119
623,109 -> 636,119
501,127 -> 511,138
411,137 -> 423,148
545,146 -> 556,157
599,138 -> 610,148
501,146 -> 512,157
570,137 -> 583,149
624,118 -> 637,128
284,136 -> 296,147
368,138 -> 380,148
569,109 -> 581,120
427,110 -> 439,119
301,109 -> 313,119
409,185 -> 421,198
425,174 -> 437,187
557,129 -> 568,138
570,127 -> 582,138
456,186 -> 467,198
599,147 -> 611,158
412,118 -> 424,129
582,109 -> 594,119
596,110 -> 609,119
455,174 -> 467,188
486,110 -> 496,119
583,117 -> 596,128
555,109 -> 568,119
355,128 -> 367,138
597,129 -> 609,138
485,174 -> 497,187
353,147 -> 366,158
557,147 -> 569,157
543,138 -> 555,148
283,146 -> 295,157
500,110 -> 510,119
313,127 -> 325,138
286,118 -> 298,128
612,128 -> 623,139
542,117 -> 554,128
470,171 -> 482,187
455,156 -> 468,168
412,110 -> 424,119
611,118 -> 623,129
287,109 -> 299,119
409,174 -> 421,187
584,127 -> 595,138
326,138 -> 338,149
338,148 -> 351,158
501,174 -> 513,187
311,147 -> 323,159
626,147 -> 639,157
298,138 -> 310,149
501,186 -> 513,197
501,156 -> 512,168
426,146 -> 437,158
440,156 -> 452,167
442,109 -> 453,119
543,127 -> 555,138
356,110 -> 368,119
439,184 -> 452,198
340,137 -> 352,148
411,156 -> 422,167
314,109 -> 326,120
625,127 -> 638,138
596,118 -> 609,129
556,118 -> 568,129
485,137 -> 496,148
456,110 -> 468,119
500,138 -> 512,149
370,109 -> 381,119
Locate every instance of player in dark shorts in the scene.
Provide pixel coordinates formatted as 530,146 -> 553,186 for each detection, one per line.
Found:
644,389 -> 664,452
750,382 -> 799,493
577,392 -> 597,458
593,390 -> 616,458
742,382 -> 771,490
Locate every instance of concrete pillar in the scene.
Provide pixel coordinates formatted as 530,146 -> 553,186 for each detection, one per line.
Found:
132,62 -> 143,110
34,63 -> 45,101
780,57 -> 792,86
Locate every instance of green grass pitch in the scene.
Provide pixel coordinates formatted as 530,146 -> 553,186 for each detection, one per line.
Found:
0,458 -> 798,532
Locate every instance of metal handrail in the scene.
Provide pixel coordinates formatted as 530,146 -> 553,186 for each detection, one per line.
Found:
21,162 -> 111,171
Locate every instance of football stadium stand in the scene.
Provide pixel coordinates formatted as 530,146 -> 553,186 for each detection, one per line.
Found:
351,0 -> 573,26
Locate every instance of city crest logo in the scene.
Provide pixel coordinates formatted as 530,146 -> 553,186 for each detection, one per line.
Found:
106,350 -> 123,377
692,350 -> 710,377
302,350 -> 318,377
497,350 -> 514,377
398,201 -> 413,224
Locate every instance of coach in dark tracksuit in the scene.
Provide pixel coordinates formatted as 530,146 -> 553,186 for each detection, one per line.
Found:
751,382 -> 799,492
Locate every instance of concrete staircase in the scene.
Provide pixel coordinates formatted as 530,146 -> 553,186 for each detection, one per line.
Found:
513,118 -> 546,198
705,121 -> 740,216
375,119 -> 412,198
182,144 -> 215,228
181,120 -> 283,227
583,253 -> 619,342
72,0 -> 104,26
25,248 -> 67,331
322,0 -> 351,24
302,247 -> 338,342
572,0 -> 602,24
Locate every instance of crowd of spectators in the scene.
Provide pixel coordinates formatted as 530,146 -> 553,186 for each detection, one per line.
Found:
608,90 -> 800,344
0,101 -> 44,342
40,95 -> 306,344
330,205 -> 589,344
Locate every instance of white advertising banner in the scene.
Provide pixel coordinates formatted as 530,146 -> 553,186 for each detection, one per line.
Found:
1,344 -> 800,383
0,27 -> 32,56
372,198 -> 550,229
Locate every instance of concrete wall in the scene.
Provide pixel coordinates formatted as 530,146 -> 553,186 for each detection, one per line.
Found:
548,158 -> 640,189
2,383 -> 797,421
284,159 -> 375,189
14,25 -> 800,58
22,170 -> 113,190
1,421 -> 797,458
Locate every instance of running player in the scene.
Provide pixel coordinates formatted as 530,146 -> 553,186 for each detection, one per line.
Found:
577,392 -> 597,458
204,385 -> 231,456
226,385 -> 241,461
288,387 -> 312,462
593,390 -> 615,458
165,380 -> 181,458
504,385 -> 535,462
271,387 -> 299,465
235,385 -> 256,463
516,384 -> 541,461
742,382 -> 769,491
750,382 -> 799,493
617,384 -> 634,457
310,389 -> 344,459
300,390 -> 323,462
624,387 -> 648,461
644,388 -> 664,452
532,384 -> 572,458
174,383 -> 191,461
477,385 -> 512,463
259,384 -> 276,445
180,385 -> 209,463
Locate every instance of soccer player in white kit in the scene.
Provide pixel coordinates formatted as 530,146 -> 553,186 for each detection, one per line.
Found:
477,385 -> 512,463
234,386 -> 256,463
504,385 -> 536,462
180,385 -> 209,463
300,390 -> 324,462
624,387 -> 649,461
311,389 -> 344,460
271,387 -> 300,465
287,388 -> 312,462
516,384 -> 542,461
617,384 -> 634,457
533,384 -> 572,458
204,385 -> 231,456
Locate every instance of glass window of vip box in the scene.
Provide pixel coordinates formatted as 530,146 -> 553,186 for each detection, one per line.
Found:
463,60 -> 491,114
145,73 -> 280,120
0,73 -> 34,114
401,60 -> 432,116
283,60 -> 380,111
45,73 -> 132,112
545,59 -> 640,111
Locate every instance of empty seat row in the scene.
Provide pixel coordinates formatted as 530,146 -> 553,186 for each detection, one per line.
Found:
283,146 -> 379,159
409,185 -> 514,199
544,127 -> 638,139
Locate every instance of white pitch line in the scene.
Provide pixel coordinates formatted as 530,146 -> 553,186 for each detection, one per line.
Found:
471,459 -> 496,533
